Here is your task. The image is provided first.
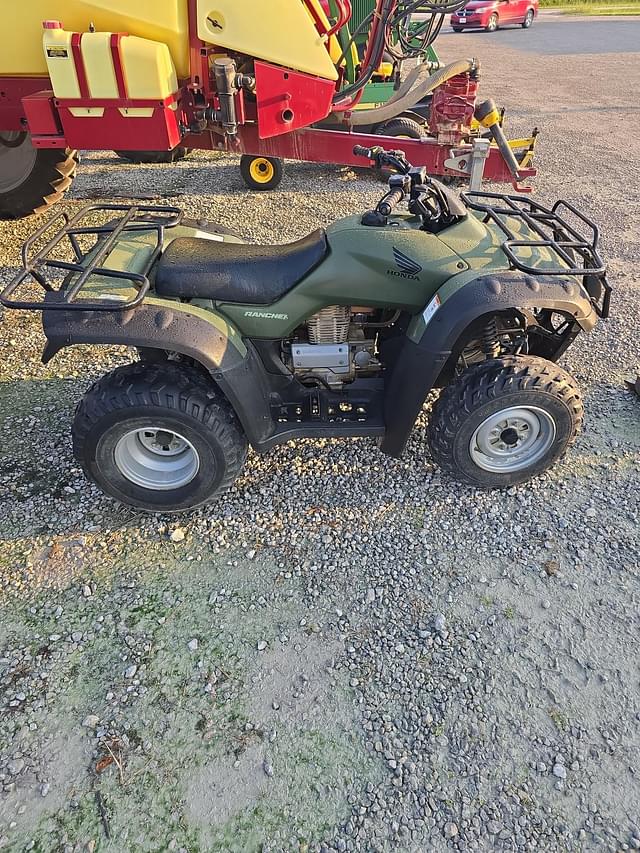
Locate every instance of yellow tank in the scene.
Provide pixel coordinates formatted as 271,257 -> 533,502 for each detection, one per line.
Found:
3,0 -> 190,78
44,25 -> 179,102
6,0 -> 338,83
42,25 -> 80,98
196,0 -> 338,81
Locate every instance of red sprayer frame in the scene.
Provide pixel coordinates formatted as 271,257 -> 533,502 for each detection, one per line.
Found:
0,0 -> 536,188
184,124 -> 535,186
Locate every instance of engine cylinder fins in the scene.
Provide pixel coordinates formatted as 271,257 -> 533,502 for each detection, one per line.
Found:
307,305 -> 351,344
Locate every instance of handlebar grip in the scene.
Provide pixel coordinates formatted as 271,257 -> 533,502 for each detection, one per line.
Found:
378,188 -> 404,217
353,144 -> 373,158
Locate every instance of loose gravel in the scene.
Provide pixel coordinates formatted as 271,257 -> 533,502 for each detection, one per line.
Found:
1,20 -> 639,853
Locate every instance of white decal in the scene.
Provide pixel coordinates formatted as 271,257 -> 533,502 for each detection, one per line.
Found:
243,310 -> 289,320
422,294 -> 441,327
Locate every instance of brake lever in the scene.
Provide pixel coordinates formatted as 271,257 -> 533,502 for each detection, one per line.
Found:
379,149 -> 411,175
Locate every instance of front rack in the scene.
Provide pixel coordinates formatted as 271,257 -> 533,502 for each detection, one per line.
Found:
0,203 -> 183,312
461,190 -> 611,318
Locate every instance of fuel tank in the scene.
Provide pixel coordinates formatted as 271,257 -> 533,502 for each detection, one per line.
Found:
217,214 -> 475,339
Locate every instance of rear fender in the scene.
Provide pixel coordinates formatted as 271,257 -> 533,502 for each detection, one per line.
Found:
41,299 -> 275,447
380,270 -> 597,457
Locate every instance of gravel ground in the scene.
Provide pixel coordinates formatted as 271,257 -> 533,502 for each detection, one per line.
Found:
1,23 -> 639,853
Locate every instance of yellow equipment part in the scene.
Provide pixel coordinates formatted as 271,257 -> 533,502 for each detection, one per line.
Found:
305,0 -> 359,69
4,0 -> 189,78
80,33 -> 120,99
196,0 -> 338,81
44,26 -> 179,102
42,27 -> 80,98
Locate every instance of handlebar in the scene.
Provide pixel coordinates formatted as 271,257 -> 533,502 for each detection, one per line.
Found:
354,144 -> 465,230
353,144 -> 375,159
378,188 -> 404,217
353,144 -> 411,175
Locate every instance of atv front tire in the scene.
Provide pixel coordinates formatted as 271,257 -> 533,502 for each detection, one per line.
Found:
0,132 -> 77,219
73,362 -> 248,512
427,356 -> 583,488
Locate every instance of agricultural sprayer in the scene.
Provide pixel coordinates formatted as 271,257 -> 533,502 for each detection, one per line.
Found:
0,0 -> 537,217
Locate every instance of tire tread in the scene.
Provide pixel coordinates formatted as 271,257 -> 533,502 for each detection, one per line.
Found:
0,147 -> 78,219
428,355 -> 584,486
73,361 -> 247,509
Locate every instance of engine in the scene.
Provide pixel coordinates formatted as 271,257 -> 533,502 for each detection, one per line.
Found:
286,305 -> 384,389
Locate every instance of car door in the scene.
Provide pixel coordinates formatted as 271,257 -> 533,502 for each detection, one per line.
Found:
512,0 -> 530,22
498,0 -> 518,24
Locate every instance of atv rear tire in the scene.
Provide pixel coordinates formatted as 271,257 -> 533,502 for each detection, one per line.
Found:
0,132 -> 77,219
427,355 -> 583,488
72,361 -> 248,512
114,147 -> 190,164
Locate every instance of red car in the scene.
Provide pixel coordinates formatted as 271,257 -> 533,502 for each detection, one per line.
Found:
450,0 -> 538,32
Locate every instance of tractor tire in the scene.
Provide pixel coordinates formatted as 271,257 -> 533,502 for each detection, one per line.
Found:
486,13 -> 499,31
427,355 -> 584,488
375,117 -> 426,181
114,147 -> 190,164
376,117 -> 425,140
0,132 -> 77,220
239,155 -> 284,191
72,361 -> 248,513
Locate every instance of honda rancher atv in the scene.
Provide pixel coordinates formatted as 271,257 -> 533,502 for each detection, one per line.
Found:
1,146 -> 610,512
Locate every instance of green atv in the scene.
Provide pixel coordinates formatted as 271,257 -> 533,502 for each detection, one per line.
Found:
1,145 -> 610,512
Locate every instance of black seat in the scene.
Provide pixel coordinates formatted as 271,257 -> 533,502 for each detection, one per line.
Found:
154,229 -> 327,304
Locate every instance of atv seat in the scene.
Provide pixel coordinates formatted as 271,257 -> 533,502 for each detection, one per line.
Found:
155,230 -> 327,304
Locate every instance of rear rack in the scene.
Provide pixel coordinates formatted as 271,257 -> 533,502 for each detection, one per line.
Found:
461,190 -> 611,318
0,203 -> 182,312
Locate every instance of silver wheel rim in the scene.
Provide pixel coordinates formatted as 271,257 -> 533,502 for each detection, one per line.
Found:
114,427 -> 200,491
0,132 -> 37,193
525,11 -> 533,25
469,406 -> 556,473
488,15 -> 498,30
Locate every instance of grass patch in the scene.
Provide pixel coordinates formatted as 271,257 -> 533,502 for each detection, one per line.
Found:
540,0 -> 640,13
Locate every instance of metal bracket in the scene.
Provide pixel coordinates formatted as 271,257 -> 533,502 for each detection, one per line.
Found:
444,137 -> 491,190
468,138 -> 491,190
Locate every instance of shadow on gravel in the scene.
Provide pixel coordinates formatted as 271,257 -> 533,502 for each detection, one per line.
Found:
71,154 -> 382,203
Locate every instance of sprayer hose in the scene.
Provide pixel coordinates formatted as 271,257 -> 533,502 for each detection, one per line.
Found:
347,58 -> 478,127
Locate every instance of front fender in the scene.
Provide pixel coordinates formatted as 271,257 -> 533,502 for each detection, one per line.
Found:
380,270 -> 597,457
41,298 -> 275,447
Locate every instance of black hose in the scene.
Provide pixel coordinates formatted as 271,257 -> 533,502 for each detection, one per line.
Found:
475,99 -> 522,180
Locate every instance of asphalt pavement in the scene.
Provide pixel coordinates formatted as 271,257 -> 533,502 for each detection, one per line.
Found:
439,12 -> 640,54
